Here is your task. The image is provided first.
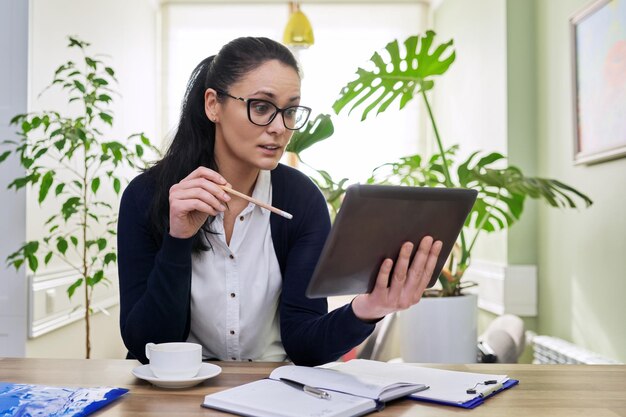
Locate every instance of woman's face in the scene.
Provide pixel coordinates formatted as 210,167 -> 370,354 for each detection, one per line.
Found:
208,59 -> 302,172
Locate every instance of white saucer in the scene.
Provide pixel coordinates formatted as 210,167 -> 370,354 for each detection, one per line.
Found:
132,363 -> 222,389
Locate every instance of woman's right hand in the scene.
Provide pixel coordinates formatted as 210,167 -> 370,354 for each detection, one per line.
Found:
168,167 -> 231,239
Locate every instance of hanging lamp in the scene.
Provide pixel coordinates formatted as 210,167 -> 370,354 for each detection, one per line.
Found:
283,2 -> 314,48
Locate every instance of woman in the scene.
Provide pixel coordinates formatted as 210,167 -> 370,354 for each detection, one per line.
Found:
117,36 -> 442,366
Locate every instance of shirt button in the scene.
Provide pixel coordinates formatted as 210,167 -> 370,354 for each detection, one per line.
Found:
230,330 -> 235,335
229,254 -> 234,259
230,293 -> 236,298
239,216 -> 244,221
231,357 -> 236,361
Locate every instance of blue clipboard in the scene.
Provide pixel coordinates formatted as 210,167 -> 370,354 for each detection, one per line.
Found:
410,379 -> 519,409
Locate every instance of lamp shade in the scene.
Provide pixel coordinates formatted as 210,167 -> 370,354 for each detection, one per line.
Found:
283,6 -> 314,48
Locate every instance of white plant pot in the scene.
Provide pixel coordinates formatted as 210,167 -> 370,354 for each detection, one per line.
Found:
399,293 -> 478,363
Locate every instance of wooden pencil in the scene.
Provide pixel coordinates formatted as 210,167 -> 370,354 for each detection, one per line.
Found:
218,185 -> 293,220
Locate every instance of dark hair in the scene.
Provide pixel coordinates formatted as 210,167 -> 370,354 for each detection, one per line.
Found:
146,37 -> 299,252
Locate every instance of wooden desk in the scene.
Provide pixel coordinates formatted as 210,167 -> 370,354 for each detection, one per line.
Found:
1,358 -> 625,416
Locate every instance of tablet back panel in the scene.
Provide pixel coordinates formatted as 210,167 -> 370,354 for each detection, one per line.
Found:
306,185 -> 477,298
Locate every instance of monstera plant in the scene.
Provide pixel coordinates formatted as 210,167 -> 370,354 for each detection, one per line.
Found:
289,30 -> 592,296
0,37 -> 158,357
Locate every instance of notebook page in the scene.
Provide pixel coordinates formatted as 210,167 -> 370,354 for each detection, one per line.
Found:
202,379 -> 375,417
330,360 -> 508,404
270,365 -> 425,401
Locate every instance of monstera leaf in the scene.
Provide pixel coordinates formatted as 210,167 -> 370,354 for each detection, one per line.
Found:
458,152 -> 592,232
369,148 -> 593,235
286,113 -> 334,158
333,30 -> 455,120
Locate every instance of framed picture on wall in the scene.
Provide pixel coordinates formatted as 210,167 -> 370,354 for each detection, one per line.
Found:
570,0 -> 626,165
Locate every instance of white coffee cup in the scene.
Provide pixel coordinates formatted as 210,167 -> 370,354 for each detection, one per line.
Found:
145,342 -> 202,379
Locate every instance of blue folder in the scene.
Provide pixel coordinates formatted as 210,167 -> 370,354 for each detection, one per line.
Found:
410,379 -> 519,409
0,382 -> 128,417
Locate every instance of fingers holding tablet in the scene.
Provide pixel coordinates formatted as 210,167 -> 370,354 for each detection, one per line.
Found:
352,236 -> 443,322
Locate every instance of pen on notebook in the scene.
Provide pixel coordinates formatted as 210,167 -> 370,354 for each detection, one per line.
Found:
218,184 -> 293,220
279,378 -> 332,400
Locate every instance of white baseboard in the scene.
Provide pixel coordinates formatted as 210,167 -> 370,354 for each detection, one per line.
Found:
463,260 -> 537,317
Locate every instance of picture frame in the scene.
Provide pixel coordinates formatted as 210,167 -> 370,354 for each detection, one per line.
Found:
570,0 -> 626,165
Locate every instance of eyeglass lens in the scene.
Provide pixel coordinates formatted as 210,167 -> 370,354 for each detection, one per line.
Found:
248,99 -> 309,130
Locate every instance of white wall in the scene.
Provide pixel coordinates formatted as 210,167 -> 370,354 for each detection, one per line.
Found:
0,0 -> 28,358
24,0 -> 159,358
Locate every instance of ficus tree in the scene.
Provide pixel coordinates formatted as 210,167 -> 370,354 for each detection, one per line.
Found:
0,37 -> 159,358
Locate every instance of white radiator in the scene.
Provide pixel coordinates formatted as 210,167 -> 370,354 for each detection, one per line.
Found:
530,334 -> 622,364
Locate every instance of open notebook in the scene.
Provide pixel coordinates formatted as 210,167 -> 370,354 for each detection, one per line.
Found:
202,364 -> 428,417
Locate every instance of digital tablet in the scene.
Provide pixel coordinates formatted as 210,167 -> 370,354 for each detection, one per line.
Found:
306,184 -> 477,298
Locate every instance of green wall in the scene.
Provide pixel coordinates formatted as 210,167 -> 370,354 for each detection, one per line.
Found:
535,0 -> 626,362
435,0 -> 626,363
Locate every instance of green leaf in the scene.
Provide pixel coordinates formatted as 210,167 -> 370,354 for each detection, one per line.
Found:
27,255 -> 38,272
73,80 -> 86,93
70,236 -> 78,247
54,139 -> 66,150
55,183 -> 65,196
99,112 -> 113,125
286,114 -> 335,156
10,114 -> 26,125
105,67 -> 115,77
56,237 -> 68,254
85,57 -> 97,69
8,174 -> 37,190
104,252 -> 117,265
333,31 -> 455,120
97,238 -> 107,251
0,151 -> 11,163
38,171 -> 54,204
135,144 -> 144,157
61,197 -> 81,220
44,252 -> 53,265
31,117 -> 42,129
33,147 -> 48,160
89,270 -> 104,286
98,94 -> 112,103
68,37 -> 89,49
113,178 -> 121,194
67,278 -> 83,298
91,177 -> 100,194
24,241 -> 39,255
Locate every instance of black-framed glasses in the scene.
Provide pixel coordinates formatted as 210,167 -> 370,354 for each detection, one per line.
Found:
215,90 -> 311,130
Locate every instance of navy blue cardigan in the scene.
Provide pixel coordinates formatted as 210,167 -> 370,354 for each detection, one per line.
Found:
117,163 -> 374,365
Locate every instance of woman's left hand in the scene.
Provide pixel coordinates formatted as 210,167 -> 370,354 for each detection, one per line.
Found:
351,236 -> 443,321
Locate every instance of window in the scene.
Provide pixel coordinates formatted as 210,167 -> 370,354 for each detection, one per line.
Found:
162,2 -> 428,183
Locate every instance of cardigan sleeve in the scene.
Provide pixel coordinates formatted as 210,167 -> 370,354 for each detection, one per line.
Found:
117,174 -> 194,363
277,172 -> 376,366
